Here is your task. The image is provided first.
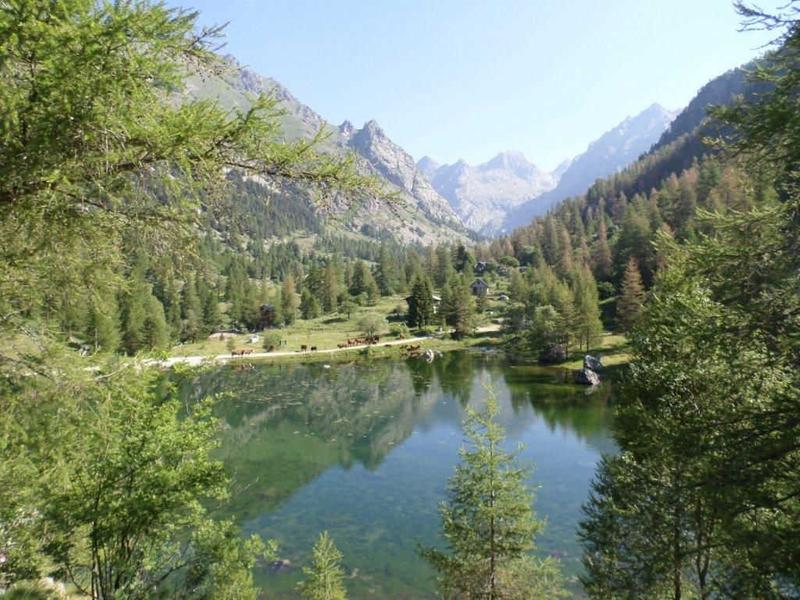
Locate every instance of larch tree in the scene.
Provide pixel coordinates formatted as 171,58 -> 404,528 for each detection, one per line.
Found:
422,392 -> 565,600
616,257 -> 646,332
298,532 -> 348,600
592,219 -> 613,282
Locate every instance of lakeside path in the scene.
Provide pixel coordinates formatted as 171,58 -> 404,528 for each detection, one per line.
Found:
151,324 -> 502,369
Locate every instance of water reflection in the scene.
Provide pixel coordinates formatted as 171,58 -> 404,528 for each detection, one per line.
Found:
179,352 -> 614,599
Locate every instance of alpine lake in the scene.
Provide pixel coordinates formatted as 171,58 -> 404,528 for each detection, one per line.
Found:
177,350 -> 616,598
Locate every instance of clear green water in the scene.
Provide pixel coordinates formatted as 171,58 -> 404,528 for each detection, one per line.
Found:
180,351 -> 615,599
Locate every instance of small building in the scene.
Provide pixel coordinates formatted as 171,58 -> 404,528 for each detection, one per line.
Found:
498,293 -> 510,302
470,278 -> 490,297
475,261 -> 489,274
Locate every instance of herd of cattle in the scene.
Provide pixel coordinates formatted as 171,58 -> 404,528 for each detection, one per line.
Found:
336,336 -> 381,349
229,335 -> 430,358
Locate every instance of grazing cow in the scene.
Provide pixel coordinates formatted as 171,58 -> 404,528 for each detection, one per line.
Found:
300,345 -> 308,352
310,346 -> 317,352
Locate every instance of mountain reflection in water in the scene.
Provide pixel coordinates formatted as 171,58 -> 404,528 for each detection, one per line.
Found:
178,351 -> 615,599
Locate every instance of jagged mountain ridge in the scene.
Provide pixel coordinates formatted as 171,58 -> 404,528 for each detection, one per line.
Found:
183,57 -> 467,245
501,103 -> 676,232
419,151 -> 557,236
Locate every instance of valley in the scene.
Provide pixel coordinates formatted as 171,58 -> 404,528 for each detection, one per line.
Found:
1,2 -> 798,600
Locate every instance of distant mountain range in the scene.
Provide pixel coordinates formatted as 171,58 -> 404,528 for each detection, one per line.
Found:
184,56 -> 682,242
416,151 -> 558,235
417,104 -> 675,236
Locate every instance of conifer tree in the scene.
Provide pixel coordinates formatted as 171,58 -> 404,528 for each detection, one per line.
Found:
440,275 -> 476,338
407,275 -> 434,329
375,242 -> 397,295
182,274 -> 203,342
300,288 -> 321,320
162,275 -> 183,339
322,262 -> 340,313
616,257 -> 646,332
202,287 -> 222,334
349,261 -> 379,305
142,295 -> 170,350
86,293 -> 121,354
281,275 -> 299,325
422,393 -> 565,599
573,266 -> 604,352
592,219 -> 613,282
436,245 -> 456,286
298,532 -> 347,600
557,223 -> 574,276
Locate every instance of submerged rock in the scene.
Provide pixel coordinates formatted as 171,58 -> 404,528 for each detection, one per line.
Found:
575,368 -> 601,386
269,559 -> 292,573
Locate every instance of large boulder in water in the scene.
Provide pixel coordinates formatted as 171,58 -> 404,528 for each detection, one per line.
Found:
584,354 -> 603,371
575,368 -> 600,386
539,344 -> 567,364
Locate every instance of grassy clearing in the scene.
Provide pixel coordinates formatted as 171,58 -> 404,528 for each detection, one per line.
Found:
561,332 -> 631,370
170,293 -> 498,359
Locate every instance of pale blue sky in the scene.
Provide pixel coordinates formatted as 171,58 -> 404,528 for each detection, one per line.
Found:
178,0 -> 780,171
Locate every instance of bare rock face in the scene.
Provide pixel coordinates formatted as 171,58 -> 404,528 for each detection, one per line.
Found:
348,121 -> 462,227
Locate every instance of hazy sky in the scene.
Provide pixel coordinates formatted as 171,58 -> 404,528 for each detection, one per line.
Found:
178,0 -> 780,171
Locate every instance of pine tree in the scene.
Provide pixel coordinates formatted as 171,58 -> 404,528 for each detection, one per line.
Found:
142,295 -> 169,350
441,275 -> 475,338
557,223 -> 574,276
281,275 -> 298,325
182,274 -> 203,342
120,267 -> 150,354
322,262 -> 340,313
298,532 -> 347,600
592,219 -> 613,282
300,288 -> 321,320
163,275 -> 183,339
572,266 -> 604,352
616,257 -> 646,332
422,392 -> 565,599
349,261 -> 379,306
375,242 -> 396,295
435,245 -> 456,287
202,287 -> 222,334
407,275 -> 434,329
86,292 -> 121,353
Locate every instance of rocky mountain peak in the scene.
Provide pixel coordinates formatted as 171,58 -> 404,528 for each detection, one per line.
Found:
338,120 -> 355,141
416,156 -> 441,180
421,152 -> 558,235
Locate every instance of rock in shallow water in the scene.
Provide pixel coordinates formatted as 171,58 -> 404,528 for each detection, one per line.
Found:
575,367 -> 601,386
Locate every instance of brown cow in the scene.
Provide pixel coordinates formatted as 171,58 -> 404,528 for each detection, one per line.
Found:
310,346 -> 317,352
300,345 -> 308,352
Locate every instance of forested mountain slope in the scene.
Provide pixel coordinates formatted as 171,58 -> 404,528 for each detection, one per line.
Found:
185,58 -> 468,246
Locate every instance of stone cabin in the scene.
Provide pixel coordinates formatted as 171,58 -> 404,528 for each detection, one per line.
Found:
470,278 -> 490,296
